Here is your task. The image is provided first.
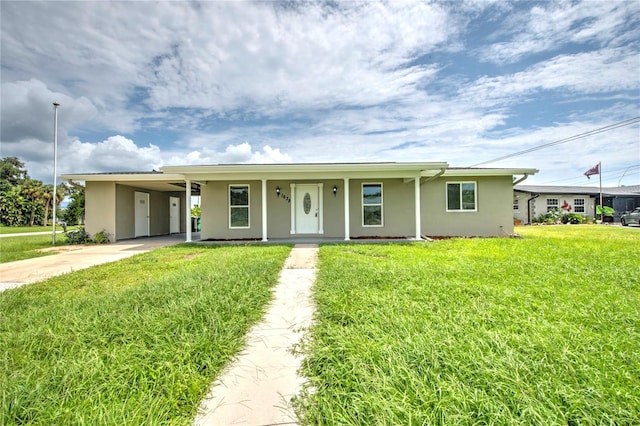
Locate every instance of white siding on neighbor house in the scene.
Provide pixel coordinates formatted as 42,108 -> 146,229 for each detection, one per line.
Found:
514,191 -> 596,223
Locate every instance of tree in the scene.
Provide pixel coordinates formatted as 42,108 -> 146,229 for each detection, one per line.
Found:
0,157 -> 28,192
62,184 -> 85,225
0,188 -> 27,226
20,179 -> 47,226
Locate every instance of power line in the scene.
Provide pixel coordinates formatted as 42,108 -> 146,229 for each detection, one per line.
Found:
540,164 -> 640,185
470,116 -> 640,167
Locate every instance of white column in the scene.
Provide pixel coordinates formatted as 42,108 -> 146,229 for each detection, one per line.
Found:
185,179 -> 192,242
318,183 -> 324,234
261,179 -> 268,242
344,178 -> 350,240
290,184 -> 296,234
414,176 -> 422,240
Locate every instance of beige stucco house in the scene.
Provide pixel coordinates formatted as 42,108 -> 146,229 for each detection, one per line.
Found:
62,162 -> 537,242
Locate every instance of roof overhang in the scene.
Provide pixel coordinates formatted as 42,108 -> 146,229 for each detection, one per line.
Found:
61,172 -> 191,193
435,168 -> 539,177
161,162 -> 450,181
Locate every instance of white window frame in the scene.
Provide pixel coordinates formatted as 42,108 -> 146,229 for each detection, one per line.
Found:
362,183 -> 383,227
547,198 -> 559,212
229,184 -> 250,229
574,198 -> 585,213
513,198 -> 519,211
446,181 -> 477,212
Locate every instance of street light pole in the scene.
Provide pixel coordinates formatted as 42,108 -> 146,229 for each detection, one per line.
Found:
52,102 -> 60,245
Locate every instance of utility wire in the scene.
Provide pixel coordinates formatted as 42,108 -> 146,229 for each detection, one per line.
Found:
470,117 -> 640,167
540,164 -> 640,185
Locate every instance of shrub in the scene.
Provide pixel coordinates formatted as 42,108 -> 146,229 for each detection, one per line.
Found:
561,213 -> 586,224
65,228 -> 93,245
534,209 -> 562,224
93,230 -> 110,244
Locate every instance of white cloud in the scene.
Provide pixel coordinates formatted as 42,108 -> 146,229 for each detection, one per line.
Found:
461,48 -> 640,107
168,142 -> 292,165
478,1 -> 639,64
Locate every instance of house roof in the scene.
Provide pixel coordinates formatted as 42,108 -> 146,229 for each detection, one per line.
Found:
61,162 -> 538,190
515,184 -> 640,197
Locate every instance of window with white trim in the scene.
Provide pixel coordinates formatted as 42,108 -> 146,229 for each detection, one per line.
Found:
229,185 -> 249,228
446,182 -> 477,212
513,198 -> 519,210
362,183 -> 383,226
547,198 -> 559,212
574,198 -> 585,213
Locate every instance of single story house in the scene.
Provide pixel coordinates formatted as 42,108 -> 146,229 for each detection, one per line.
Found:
514,184 -> 640,224
62,162 -> 538,242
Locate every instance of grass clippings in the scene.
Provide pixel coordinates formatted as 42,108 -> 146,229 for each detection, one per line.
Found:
295,225 -> 639,425
0,244 -> 290,425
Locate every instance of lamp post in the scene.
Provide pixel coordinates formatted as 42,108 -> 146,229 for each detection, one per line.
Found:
52,102 -> 60,245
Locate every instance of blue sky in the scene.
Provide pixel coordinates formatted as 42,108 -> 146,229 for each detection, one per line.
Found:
1,0 -> 639,186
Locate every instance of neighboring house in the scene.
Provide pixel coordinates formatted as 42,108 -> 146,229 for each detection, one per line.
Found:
514,184 -> 640,224
62,162 -> 537,242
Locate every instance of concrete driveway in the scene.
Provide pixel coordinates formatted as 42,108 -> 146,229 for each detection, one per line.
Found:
0,234 -> 188,292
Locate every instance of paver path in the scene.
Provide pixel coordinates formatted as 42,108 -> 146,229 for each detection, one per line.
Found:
195,244 -> 318,426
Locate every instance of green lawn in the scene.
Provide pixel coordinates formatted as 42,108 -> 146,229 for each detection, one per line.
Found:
0,244 -> 291,425
295,226 -> 640,425
0,234 -> 70,263
0,225 -> 66,234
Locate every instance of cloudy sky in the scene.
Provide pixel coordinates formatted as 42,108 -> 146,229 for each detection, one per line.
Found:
1,0 -> 639,186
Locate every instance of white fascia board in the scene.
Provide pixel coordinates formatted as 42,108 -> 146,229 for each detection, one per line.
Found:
161,162 -> 449,181
60,173 -> 185,182
441,168 -> 538,177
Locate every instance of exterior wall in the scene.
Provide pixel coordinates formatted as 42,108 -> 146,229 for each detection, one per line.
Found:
348,178 -> 415,238
200,178 -> 418,240
200,181 -> 264,240
526,193 -> 595,223
85,181 -> 116,239
115,184 -> 185,240
421,176 -> 514,237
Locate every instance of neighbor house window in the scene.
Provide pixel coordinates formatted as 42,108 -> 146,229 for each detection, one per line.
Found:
362,183 -> 383,226
447,182 -> 477,212
574,198 -> 585,213
513,198 -> 519,210
547,198 -> 559,212
229,185 -> 249,228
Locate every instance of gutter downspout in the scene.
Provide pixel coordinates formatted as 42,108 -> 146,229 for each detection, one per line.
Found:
527,194 -> 540,224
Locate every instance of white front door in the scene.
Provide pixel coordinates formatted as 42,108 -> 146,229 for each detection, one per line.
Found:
294,184 -> 322,234
169,196 -> 180,234
135,191 -> 150,237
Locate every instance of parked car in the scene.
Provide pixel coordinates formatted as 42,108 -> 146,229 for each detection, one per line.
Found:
621,207 -> 640,226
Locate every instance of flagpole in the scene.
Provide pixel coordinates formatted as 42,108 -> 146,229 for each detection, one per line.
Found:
52,102 -> 60,245
599,161 -> 603,223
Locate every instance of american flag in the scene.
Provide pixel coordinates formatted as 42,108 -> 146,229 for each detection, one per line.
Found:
584,163 -> 600,179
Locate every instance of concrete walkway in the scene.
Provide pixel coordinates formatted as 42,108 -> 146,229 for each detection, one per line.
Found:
0,234 -> 185,292
195,244 -> 318,426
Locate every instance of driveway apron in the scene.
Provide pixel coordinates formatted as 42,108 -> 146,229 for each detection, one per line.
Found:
195,244 -> 318,426
0,235 -> 183,292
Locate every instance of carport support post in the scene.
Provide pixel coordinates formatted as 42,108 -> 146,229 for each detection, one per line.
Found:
185,179 -> 192,242
344,178 -> 350,240
261,179 -> 268,242
414,176 -> 422,240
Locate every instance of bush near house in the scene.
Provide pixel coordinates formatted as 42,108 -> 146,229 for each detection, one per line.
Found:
560,213 -> 586,224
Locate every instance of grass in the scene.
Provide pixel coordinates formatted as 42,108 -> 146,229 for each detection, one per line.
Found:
0,234 -> 71,263
0,225 -> 66,234
295,225 -> 640,425
0,244 -> 291,425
